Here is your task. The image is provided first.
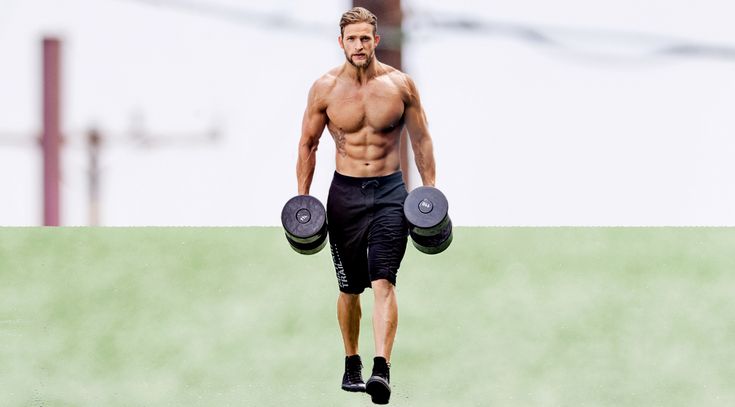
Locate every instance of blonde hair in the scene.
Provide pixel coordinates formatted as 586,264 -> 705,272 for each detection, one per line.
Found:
339,7 -> 377,36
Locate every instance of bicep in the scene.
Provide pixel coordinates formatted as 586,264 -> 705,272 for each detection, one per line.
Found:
301,107 -> 327,144
403,82 -> 430,144
300,87 -> 328,145
404,110 -> 426,147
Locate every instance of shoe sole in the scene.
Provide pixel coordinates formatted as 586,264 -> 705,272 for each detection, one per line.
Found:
341,384 -> 366,393
365,376 -> 390,404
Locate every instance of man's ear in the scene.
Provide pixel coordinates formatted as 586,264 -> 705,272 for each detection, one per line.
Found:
374,34 -> 380,47
338,36 -> 344,50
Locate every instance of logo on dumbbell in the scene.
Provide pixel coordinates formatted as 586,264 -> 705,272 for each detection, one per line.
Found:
418,198 -> 433,214
296,208 -> 311,224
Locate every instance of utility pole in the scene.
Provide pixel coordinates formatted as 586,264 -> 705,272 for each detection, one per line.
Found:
0,37 -> 61,225
83,114 -> 219,226
42,37 -> 62,226
352,0 -> 411,188
87,128 -> 101,226
3,36 -> 219,226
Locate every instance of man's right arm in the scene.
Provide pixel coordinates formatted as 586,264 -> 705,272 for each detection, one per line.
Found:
296,80 -> 329,195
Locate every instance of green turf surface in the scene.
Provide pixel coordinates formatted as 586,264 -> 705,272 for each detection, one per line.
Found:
1,227 -> 734,406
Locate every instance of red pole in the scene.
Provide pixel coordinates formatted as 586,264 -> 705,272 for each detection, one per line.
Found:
42,37 -> 61,226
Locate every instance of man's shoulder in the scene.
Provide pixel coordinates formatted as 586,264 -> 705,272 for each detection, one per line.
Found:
311,67 -> 341,91
378,63 -> 408,81
377,63 -> 416,100
307,69 -> 340,109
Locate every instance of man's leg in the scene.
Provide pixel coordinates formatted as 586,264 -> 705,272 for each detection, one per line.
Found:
366,279 -> 396,404
371,279 -> 397,361
338,292 -> 366,392
337,292 -> 361,355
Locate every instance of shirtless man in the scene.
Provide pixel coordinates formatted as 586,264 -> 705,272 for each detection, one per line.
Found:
296,7 -> 436,405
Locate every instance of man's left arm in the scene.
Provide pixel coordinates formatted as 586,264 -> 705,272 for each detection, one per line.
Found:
403,75 -> 436,187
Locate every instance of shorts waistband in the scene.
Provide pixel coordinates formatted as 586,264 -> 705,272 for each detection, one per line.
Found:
332,171 -> 404,188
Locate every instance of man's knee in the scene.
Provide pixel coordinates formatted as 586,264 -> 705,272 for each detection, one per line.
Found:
339,291 -> 361,305
371,279 -> 395,297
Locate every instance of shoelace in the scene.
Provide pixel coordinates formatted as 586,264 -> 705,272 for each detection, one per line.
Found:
345,366 -> 363,382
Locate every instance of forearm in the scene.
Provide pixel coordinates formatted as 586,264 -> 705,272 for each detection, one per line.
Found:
296,142 -> 318,195
413,137 -> 436,187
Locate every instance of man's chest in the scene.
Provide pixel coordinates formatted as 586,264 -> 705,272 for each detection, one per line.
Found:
326,82 -> 405,133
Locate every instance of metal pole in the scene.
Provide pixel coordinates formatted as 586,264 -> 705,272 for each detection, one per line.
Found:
88,128 -> 101,226
352,0 -> 411,188
42,37 -> 61,226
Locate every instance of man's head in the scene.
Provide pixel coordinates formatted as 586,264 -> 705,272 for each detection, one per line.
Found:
339,7 -> 380,69
340,7 -> 377,37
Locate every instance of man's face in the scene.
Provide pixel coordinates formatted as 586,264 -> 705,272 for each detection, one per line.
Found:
339,22 -> 380,68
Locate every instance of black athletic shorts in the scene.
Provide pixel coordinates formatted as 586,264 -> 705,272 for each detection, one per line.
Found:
327,171 -> 409,294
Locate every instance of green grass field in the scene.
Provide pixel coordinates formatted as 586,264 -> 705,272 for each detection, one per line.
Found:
1,228 -> 734,406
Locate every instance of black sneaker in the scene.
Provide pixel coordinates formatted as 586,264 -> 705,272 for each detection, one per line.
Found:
365,356 -> 391,404
341,355 -> 366,392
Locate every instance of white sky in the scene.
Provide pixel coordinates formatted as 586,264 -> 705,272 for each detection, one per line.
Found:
2,0 -> 735,226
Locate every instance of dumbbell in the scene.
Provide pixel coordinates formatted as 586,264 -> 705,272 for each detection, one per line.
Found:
281,195 -> 328,255
404,186 -> 453,254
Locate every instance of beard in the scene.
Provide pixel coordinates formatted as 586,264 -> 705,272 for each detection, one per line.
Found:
344,50 -> 373,68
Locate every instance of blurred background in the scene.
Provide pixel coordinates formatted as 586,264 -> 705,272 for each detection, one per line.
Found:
2,0 -> 735,226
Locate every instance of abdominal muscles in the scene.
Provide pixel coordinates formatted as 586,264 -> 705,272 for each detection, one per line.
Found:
331,128 -> 402,177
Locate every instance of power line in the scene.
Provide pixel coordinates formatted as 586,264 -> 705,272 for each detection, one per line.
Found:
408,11 -> 735,62
118,0 -> 333,35
115,0 -> 735,63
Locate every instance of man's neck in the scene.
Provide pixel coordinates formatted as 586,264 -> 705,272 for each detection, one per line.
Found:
342,60 -> 381,85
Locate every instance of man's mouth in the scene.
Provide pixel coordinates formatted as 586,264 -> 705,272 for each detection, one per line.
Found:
353,53 -> 366,59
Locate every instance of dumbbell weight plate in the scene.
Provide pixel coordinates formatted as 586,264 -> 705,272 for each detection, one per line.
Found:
281,195 -> 327,245
281,195 -> 328,255
410,218 -> 453,255
286,231 -> 329,255
404,186 -> 450,237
